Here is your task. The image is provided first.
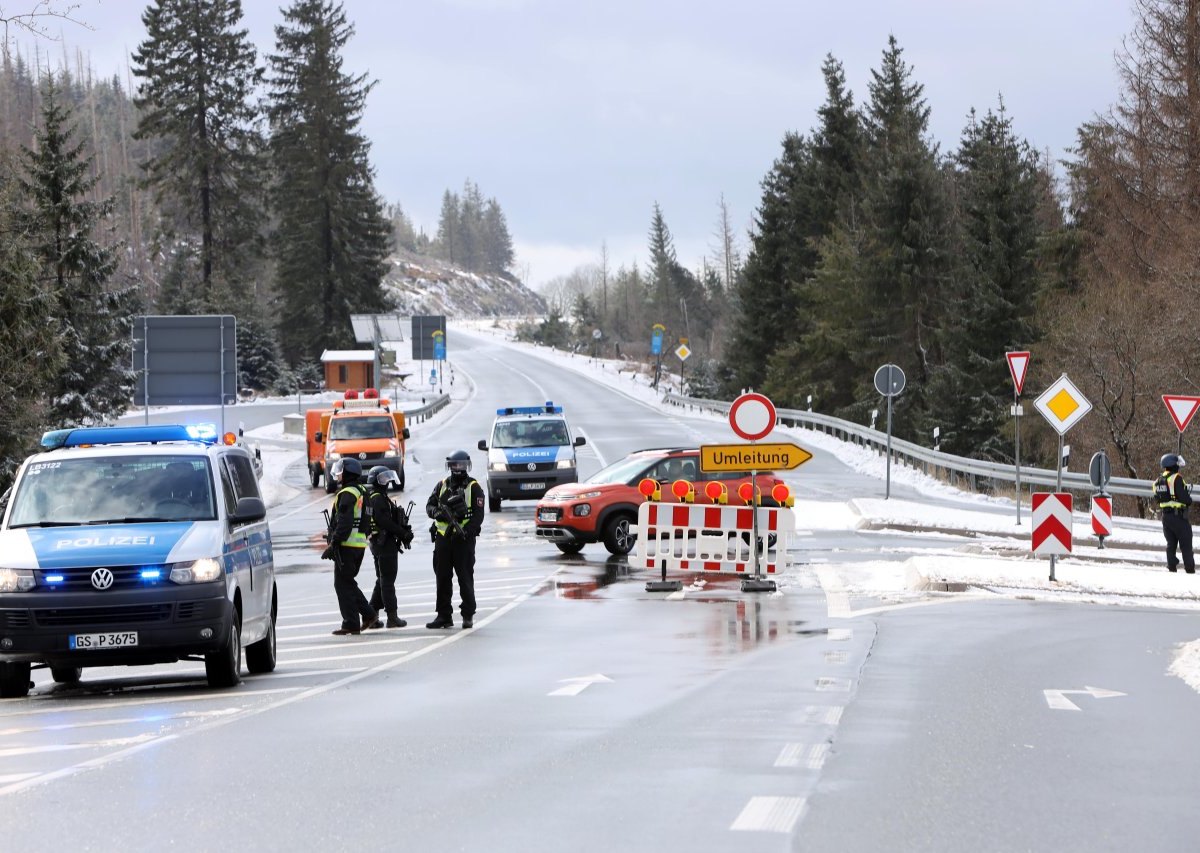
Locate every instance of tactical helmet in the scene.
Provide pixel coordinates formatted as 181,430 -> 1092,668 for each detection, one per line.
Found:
1161,453 -> 1187,470
371,468 -> 400,489
331,457 -> 362,483
366,464 -> 391,486
446,449 -> 472,474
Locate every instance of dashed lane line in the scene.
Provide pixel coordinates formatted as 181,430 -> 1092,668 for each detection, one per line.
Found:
0,687 -> 305,719
729,796 -> 807,833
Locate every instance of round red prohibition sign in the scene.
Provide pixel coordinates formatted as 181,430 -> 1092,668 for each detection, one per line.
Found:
729,393 -> 777,441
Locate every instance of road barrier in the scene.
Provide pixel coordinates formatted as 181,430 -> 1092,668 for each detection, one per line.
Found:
634,500 -> 795,575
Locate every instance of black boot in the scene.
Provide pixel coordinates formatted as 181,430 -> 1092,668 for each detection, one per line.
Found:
386,611 -> 407,628
425,616 -> 453,629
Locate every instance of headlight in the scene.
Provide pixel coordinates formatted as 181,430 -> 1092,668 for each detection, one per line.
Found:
0,568 -> 35,592
573,504 -> 592,517
577,490 -> 603,500
327,451 -> 341,460
489,462 -> 507,471
383,450 -> 397,458
556,459 -> 575,469
169,558 -> 223,584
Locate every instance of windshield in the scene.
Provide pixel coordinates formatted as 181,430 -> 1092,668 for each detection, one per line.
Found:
492,419 -> 570,448
329,415 -> 395,440
585,455 -> 658,486
7,455 -> 217,527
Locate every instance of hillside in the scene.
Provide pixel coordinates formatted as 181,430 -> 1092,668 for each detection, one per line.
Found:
383,251 -> 547,317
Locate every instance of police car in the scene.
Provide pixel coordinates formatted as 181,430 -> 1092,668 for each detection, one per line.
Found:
477,403 -> 585,512
0,424 -> 277,698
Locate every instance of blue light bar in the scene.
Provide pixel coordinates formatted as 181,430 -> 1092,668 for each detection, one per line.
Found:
497,404 -> 563,416
140,569 -> 162,580
40,424 -> 218,449
45,575 -> 64,583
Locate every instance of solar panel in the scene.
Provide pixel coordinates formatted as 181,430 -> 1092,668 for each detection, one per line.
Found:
350,314 -> 406,343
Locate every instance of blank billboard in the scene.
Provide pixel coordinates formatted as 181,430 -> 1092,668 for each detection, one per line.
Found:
133,315 -> 237,406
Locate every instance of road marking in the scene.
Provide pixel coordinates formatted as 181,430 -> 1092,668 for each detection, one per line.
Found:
774,743 -> 829,770
0,773 -> 38,784
282,607 -> 500,639
665,590 -> 686,601
827,629 -> 852,642
281,637 -> 429,654
815,677 -> 852,692
1043,686 -> 1126,711
0,687 -> 305,719
548,673 -> 612,697
0,709 -> 241,737
824,650 -> 848,664
798,706 -> 843,726
270,493 -> 330,524
730,796 -> 806,833
815,567 -> 850,618
284,650 -> 412,665
0,733 -> 161,758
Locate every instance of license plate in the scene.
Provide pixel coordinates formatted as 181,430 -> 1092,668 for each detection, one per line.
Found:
538,510 -> 558,522
70,631 -> 138,650
520,482 -> 545,491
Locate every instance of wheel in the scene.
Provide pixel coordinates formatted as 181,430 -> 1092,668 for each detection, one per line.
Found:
489,496 -> 501,513
245,599 -> 277,674
602,514 -> 636,556
397,467 -> 406,492
325,474 -> 337,494
205,617 -> 242,688
0,662 -> 32,698
310,465 -> 321,489
740,532 -> 779,550
555,541 -> 585,555
50,665 -> 82,684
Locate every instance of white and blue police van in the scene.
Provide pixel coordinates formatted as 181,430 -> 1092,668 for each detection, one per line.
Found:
0,424 -> 277,698
477,403 -> 585,512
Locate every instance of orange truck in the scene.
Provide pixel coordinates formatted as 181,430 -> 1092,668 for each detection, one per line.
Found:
306,389 -> 411,492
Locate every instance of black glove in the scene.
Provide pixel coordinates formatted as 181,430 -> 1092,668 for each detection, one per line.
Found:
399,525 -> 414,548
321,545 -> 335,560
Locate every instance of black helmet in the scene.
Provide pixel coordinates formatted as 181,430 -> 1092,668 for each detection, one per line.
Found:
366,465 -> 391,486
331,457 -> 362,483
446,450 -> 472,475
1162,453 -> 1187,470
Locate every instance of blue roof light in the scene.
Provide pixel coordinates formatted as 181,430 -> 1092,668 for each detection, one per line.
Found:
40,424 -> 219,449
497,404 -> 563,416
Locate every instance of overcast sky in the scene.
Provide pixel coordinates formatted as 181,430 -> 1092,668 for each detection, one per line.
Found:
22,0 -> 1135,288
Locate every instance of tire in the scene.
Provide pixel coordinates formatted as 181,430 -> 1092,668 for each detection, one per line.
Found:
489,496 -> 501,513
740,532 -> 779,550
555,541 -> 585,555
602,514 -> 636,556
245,599 -> 277,674
397,467 -> 406,492
310,465 -> 321,489
0,662 -> 32,698
325,474 -> 337,494
50,665 -> 82,684
205,617 -> 242,688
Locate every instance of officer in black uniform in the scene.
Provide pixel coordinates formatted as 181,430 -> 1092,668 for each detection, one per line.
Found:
1154,453 -> 1194,573
425,450 -> 485,629
322,458 -> 377,634
363,465 -> 414,629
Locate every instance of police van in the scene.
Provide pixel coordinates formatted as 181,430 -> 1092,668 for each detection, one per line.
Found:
0,424 -> 277,698
477,403 -> 585,512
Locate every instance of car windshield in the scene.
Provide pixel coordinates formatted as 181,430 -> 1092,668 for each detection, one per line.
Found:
7,455 -> 217,527
585,455 -> 659,486
329,415 -> 395,440
492,419 -> 569,448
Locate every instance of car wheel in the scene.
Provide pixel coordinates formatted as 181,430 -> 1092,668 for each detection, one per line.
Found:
602,514 -> 636,556
0,662 -> 32,698
205,617 -> 242,688
325,475 -> 337,494
489,496 -> 501,513
50,665 -> 82,684
397,468 -> 406,492
310,466 -> 321,489
555,541 -> 585,555
245,602 -> 277,675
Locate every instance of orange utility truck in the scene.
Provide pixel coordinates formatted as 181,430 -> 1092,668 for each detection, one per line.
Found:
306,389 -> 410,492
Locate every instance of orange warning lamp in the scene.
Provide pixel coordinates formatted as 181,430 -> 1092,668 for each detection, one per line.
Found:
671,479 -> 695,503
772,483 -> 793,507
638,478 -> 661,502
738,482 -> 760,505
222,432 -> 237,446
704,481 -> 728,504
364,388 -> 379,398
344,389 -> 359,400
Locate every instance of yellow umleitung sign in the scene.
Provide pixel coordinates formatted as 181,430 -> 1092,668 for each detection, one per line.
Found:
700,442 -> 813,472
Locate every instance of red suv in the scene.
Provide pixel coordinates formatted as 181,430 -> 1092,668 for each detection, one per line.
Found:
534,447 -> 785,556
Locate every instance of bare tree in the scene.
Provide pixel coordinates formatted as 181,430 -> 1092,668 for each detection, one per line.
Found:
710,193 -> 740,290
0,2 -> 88,44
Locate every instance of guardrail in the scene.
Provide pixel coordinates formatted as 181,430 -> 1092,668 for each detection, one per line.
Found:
405,393 -> 451,424
663,392 -> 1152,500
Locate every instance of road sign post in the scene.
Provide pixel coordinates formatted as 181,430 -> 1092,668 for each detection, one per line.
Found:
1007,352 -> 1031,526
728,392 -> 778,592
1033,373 -> 1092,581
650,324 -> 665,389
873,364 -> 906,499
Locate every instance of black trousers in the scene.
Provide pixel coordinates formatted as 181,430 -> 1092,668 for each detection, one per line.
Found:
369,537 -> 399,614
432,534 -> 476,620
1163,512 -> 1195,573
333,545 -> 373,628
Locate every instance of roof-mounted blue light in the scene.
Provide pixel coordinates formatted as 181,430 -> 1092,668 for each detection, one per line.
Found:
497,403 -> 563,416
40,424 -> 219,449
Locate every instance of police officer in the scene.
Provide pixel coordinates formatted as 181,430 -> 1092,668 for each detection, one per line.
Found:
363,465 -> 413,629
322,458 -> 377,634
425,450 -> 485,629
1154,453 -> 1195,574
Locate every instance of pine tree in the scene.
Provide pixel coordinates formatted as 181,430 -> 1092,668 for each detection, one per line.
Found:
236,316 -> 290,392
482,198 -> 513,274
647,202 -> 677,320
458,179 -> 485,272
131,0 -> 265,311
267,0 -> 392,364
434,189 -> 460,265
21,78 -> 137,429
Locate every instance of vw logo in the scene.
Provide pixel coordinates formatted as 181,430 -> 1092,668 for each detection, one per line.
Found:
359,452 -> 367,460
527,462 -> 537,471
91,568 -> 114,590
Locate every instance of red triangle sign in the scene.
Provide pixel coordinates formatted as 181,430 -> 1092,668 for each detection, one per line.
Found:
1162,394 -> 1200,433
1006,351 -> 1031,396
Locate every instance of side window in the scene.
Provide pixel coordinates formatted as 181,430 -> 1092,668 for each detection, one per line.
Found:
218,458 -> 238,516
338,365 -> 348,384
225,454 -> 261,501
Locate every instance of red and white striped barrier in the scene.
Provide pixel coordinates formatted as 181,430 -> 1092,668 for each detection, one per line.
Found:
1032,492 -> 1073,556
635,501 -> 795,574
1090,495 -> 1112,538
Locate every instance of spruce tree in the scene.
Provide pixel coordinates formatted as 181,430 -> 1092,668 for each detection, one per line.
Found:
21,78 -> 137,429
131,0 -> 265,310
268,0 -> 392,364
434,189 -> 460,265
482,198 -> 514,274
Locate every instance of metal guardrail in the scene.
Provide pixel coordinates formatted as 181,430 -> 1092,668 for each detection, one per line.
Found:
663,392 -> 1153,499
405,393 -> 451,424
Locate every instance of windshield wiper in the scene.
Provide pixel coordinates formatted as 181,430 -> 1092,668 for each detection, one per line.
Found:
8,520 -> 85,528
88,517 -> 173,524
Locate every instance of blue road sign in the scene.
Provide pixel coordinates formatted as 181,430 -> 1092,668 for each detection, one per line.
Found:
651,329 -> 663,356
434,341 -> 445,360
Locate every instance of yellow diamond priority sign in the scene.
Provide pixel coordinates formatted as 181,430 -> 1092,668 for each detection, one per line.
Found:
1033,374 -> 1091,435
700,442 -> 813,472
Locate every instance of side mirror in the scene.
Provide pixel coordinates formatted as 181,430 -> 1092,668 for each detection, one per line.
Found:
402,428 -> 411,440
574,436 -> 586,447
477,439 -> 488,451
229,496 -> 266,524
315,431 -> 324,443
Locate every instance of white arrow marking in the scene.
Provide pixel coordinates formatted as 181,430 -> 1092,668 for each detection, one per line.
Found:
1043,686 -> 1127,711
547,673 -> 612,697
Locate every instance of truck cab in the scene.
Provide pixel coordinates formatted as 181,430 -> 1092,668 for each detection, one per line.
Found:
306,389 -> 410,492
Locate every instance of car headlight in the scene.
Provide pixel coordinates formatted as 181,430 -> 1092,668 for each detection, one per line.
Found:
489,462 -> 507,471
556,459 -> 575,469
169,558 -> 223,584
0,568 -> 35,592
327,452 -> 341,460
573,504 -> 591,517
383,450 -> 397,458
577,491 -> 603,500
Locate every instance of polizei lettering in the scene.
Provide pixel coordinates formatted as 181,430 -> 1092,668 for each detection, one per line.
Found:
54,535 -> 157,549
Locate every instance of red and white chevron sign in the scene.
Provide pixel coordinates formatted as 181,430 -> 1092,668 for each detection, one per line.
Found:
1091,496 -> 1112,537
1032,492 -> 1073,555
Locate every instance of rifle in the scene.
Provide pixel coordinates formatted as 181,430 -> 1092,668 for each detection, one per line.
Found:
435,490 -> 468,539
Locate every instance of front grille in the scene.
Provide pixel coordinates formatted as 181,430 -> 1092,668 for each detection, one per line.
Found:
176,600 -> 223,621
0,610 -> 31,630
34,604 -> 173,627
508,462 -> 556,472
37,566 -> 167,592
